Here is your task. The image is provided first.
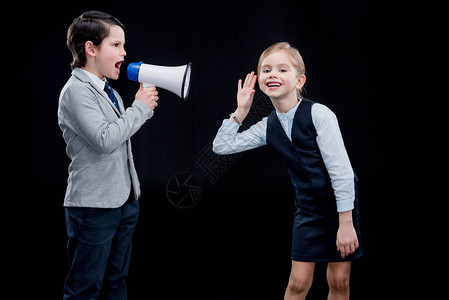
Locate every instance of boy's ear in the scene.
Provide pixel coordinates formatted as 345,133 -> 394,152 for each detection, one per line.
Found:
85,41 -> 96,58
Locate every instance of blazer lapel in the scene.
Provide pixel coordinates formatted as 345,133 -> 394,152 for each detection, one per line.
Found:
71,68 -> 122,116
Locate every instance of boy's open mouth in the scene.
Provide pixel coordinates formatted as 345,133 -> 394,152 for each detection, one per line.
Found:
115,60 -> 124,70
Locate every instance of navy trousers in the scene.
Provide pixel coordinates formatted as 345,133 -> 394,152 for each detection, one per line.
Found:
63,197 -> 139,300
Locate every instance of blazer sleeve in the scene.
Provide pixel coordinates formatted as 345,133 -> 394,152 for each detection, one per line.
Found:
59,83 -> 153,154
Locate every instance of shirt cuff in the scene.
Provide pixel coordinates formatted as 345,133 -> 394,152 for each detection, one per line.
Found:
219,119 -> 240,132
336,198 -> 354,212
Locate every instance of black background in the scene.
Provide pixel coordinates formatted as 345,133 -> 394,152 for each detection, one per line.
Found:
7,0 -> 423,298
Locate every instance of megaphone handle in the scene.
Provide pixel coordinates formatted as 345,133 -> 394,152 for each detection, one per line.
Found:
142,82 -> 155,89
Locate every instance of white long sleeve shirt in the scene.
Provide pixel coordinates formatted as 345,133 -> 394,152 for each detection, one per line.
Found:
212,100 -> 355,212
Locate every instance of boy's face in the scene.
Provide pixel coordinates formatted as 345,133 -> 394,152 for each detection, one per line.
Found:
258,50 -> 304,100
87,25 -> 126,80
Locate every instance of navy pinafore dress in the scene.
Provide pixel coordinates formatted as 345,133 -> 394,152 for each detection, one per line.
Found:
266,99 -> 363,262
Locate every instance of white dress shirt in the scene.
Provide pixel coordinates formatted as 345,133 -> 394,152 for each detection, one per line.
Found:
212,100 -> 355,212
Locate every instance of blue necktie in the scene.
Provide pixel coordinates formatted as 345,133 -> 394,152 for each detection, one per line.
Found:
104,82 -> 120,111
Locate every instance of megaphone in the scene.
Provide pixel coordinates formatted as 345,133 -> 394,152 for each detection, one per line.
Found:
127,61 -> 192,100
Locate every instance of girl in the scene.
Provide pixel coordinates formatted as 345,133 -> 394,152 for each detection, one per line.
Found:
213,42 -> 362,300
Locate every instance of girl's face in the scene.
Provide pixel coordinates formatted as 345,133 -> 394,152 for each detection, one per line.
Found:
87,25 -> 127,80
258,50 -> 305,101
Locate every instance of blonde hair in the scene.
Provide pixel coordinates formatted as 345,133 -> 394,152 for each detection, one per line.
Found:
257,42 -> 306,97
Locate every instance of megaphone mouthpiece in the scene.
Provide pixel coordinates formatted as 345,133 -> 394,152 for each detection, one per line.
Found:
127,61 -> 192,100
127,61 -> 142,82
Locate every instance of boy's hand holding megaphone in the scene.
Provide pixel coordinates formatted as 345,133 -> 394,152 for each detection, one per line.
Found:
135,84 -> 159,110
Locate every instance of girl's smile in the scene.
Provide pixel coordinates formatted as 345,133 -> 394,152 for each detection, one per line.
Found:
266,80 -> 282,89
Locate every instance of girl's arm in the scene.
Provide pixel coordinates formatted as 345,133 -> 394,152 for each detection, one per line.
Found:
311,103 -> 355,212
311,103 -> 359,258
212,118 -> 267,155
213,72 -> 266,154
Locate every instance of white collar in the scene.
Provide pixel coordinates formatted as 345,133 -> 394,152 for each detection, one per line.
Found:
276,98 -> 302,119
80,68 -> 107,91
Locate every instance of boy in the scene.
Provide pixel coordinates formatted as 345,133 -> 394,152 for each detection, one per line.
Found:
58,11 -> 158,299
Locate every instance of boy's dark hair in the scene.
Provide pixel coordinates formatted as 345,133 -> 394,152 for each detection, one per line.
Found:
67,11 -> 125,70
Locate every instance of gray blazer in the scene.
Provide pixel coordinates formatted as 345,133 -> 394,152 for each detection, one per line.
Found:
58,68 -> 153,208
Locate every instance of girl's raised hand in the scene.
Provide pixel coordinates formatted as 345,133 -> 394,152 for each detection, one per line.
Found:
237,71 -> 257,111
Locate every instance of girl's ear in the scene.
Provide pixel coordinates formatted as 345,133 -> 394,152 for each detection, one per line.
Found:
85,41 -> 96,58
296,74 -> 306,90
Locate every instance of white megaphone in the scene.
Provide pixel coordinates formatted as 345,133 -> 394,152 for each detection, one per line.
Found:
127,61 -> 192,100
